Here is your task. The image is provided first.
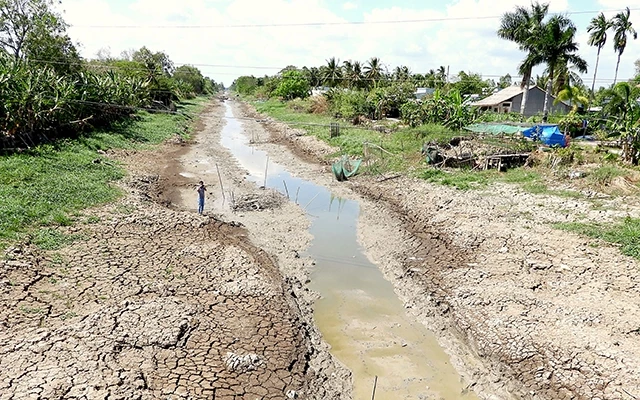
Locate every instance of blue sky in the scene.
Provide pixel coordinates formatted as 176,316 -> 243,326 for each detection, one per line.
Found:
60,0 -> 640,87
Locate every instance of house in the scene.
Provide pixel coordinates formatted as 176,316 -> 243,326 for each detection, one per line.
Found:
471,86 -> 571,116
415,87 -> 436,100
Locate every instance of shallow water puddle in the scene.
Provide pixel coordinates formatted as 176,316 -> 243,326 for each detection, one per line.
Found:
220,102 -> 478,399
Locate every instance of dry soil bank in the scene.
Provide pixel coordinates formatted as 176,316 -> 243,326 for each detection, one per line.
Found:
239,99 -> 640,400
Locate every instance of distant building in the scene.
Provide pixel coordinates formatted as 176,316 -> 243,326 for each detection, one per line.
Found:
471,86 -> 571,116
414,87 -> 436,100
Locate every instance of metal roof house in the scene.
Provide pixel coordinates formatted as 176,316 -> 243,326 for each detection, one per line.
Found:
415,88 -> 436,100
471,85 -> 571,116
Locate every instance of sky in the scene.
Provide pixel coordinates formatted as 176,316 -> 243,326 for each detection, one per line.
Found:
58,0 -> 640,88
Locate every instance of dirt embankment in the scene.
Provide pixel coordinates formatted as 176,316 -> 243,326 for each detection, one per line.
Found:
241,101 -> 640,399
0,100 -> 346,399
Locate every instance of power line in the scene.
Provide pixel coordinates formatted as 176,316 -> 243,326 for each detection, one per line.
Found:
22,58 -> 638,84
69,8 -> 640,29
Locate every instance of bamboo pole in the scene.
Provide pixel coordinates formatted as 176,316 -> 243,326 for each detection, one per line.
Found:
304,192 -> 320,210
216,163 -> 225,201
263,156 -> 269,188
283,180 -> 290,199
371,376 -> 378,400
295,187 -> 300,205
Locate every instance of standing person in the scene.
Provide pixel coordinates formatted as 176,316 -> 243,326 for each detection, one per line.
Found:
197,181 -> 206,214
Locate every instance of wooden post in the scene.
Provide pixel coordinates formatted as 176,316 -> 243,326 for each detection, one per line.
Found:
216,163 -> 225,201
371,376 -> 378,400
263,156 -> 269,189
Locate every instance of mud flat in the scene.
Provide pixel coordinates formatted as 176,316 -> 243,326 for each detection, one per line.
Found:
239,99 -> 640,399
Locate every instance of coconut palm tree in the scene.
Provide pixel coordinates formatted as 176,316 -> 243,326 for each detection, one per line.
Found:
364,57 -> 383,88
323,57 -> 342,87
498,2 -> 549,115
351,61 -> 363,89
342,60 -> 353,88
612,7 -> 637,84
523,15 -> 587,121
587,13 -> 612,97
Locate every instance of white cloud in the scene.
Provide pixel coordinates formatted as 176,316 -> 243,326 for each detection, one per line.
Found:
58,0 -> 640,87
343,2 -> 357,10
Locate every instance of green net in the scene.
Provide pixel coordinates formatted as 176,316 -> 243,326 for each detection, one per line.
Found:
332,156 -> 362,182
464,123 -> 525,135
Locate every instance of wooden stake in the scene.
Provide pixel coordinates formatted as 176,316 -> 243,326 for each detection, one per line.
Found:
304,192 -> 320,210
283,180 -> 290,199
295,187 -> 300,205
263,156 -> 269,188
371,376 -> 378,400
216,163 -> 225,201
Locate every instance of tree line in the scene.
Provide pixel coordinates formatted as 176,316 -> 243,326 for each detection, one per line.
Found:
0,0 -> 223,149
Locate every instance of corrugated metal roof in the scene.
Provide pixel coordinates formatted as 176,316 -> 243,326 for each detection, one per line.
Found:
471,86 -> 524,107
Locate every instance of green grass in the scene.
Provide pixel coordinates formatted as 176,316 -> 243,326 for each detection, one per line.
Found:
588,165 -> 627,186
0,97 -> 209,247
254,98 -> 460,173
555,217 -> 640,260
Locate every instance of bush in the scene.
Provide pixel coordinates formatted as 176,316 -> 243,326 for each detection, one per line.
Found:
273,70 -> 310,100
326,89 -> 373,119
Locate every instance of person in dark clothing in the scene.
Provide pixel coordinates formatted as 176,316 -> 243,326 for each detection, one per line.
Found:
197,181 -> 206,214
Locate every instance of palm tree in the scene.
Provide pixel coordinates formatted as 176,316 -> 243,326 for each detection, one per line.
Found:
342,60 -> 353,88
612,7 -> 637,84
351,61 -> 363,89
555,84 -> 589,112
364,57 -> 383,88
498,2 -> 549,115
323,57 -> 342,87
523,15 -> 587,121
587,13 -> 612,98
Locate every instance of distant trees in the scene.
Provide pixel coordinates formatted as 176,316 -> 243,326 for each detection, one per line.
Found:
0,0 -> 220,147
587,13 -> 611,97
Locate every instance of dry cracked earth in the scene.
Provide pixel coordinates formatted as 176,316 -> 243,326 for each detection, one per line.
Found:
0,129 -> 334,399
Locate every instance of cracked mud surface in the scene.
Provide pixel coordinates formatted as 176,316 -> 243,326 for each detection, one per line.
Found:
0,100 -> 342,399
242,101 -> 640,399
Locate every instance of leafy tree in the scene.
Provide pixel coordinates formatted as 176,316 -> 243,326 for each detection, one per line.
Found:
587,13 -> 612,98
273,70 -> 310,100
612,7 -> 637,84
523,15 -> 587,121
451,71 -> 491,96
173,65 -> 205,94
233,75 -> 258,95
498,73 -> 512,89
498,1 -> 549,115
0,0 -> 80,75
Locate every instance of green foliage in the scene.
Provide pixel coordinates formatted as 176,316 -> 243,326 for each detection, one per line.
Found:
421,168 -> 492,190
400,89 -> 478,129
588,165 -> 626,185
451,71 -> 492,96
0,97 -> 206,243
173,65 -> 206,95
273,70 -> 310,100
32,228 -> 82,250
555,217 -> 640,259
367,81 -> 416,118
326,89 -> 373,119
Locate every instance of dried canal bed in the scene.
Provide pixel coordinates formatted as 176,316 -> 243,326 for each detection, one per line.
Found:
217,101 -> 479,399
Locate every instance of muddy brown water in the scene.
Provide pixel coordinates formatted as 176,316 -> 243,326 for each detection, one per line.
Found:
219,102 -> 479,399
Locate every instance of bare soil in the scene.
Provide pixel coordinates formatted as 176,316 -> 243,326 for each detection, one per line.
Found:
241,101 -> 640,399
0,100 -> 347,400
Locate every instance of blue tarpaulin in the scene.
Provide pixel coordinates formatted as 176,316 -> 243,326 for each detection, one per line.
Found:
522,124 -> 567,147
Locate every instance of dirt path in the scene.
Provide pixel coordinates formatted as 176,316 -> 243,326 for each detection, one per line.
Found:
0,100 -> 345,399
239,100 -> 640,399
